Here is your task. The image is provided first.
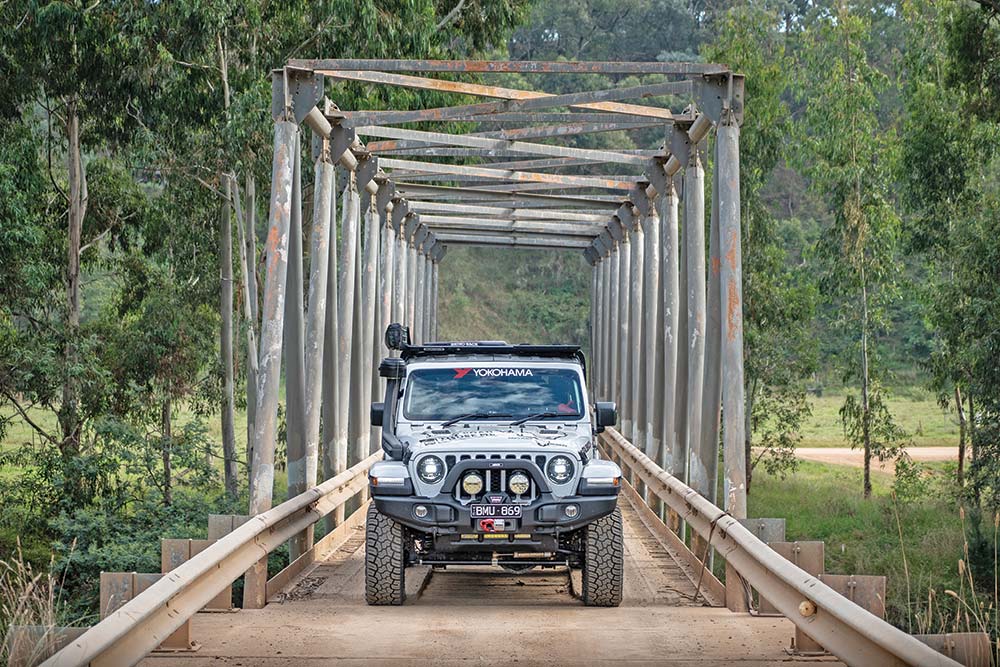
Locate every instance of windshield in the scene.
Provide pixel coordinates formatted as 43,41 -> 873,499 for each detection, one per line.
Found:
402,366 -> 584,422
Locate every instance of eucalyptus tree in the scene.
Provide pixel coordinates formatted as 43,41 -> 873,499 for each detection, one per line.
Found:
0,0 -> 159,467
702,4 -> 818,494
798,1 -> 906,498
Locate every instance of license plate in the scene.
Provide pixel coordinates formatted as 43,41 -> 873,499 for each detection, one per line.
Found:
470,504 -> 522,518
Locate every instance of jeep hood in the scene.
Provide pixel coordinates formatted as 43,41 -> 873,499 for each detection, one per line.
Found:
410,428 -> 589,452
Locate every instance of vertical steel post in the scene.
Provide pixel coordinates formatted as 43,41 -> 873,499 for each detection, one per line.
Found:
245,119 -> 296,609
284,137 -> 309,560
589,257 -> 597,380
431,256 -> 440,339
414,247 -> 426,343
719,114 -> 748,613
394,219 -> 408,326
629,214 -> 644,449
719,120 -> 747,518
703,141 -> 723,508
304,153 -> 334,494
333,178 -> 359,526
684,144 -> 708,499
601,246 -> 612,401
321,170 -> 340,533
349,190 -> 365,493
380,207 -> 395,352
426,248 -> 435,341
359,198 -> 379,489
407,236 -> 417,331
617,227 -> 631,437
660,178 -> 682,529
608,238 -> 620,405
643,204 -> 661,460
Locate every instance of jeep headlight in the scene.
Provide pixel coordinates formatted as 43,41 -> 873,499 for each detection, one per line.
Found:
417,455 -> 446,484
508,471 -> 530,495
462,472 -> 484,495
546,456 -> 574,484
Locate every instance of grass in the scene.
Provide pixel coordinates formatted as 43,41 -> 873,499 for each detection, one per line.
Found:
801,389 -> 958,448
749,460 -> 966,630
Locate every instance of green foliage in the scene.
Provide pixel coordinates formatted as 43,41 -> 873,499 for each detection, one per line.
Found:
798,3 -> 908,494
750,461 -> 965,633
702,4 -> 818,486
439,247 -> 590,345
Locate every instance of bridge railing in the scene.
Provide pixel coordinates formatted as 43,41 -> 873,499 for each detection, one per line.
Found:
41,452 -> 381,667
600,427 -> 962,667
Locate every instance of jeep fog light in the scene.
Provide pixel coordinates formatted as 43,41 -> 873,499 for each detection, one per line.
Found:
564,505 -> 579,518
417,455 -> 445,483
509,471 -> 530,495
462,472 -> 484,495
414,505 -> 429,518
546,456 -> 574,484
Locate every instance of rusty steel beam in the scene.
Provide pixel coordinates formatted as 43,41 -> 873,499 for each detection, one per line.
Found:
394,183 -> 623,209
435,233 -> 592,249
407,200 -> 610,222
419,216 -> 603,235
327,71 -> 685,123
380,158 -> 637,191
289,58 -> 730,75
365,121 -> 661,152
356,125 -> 647,165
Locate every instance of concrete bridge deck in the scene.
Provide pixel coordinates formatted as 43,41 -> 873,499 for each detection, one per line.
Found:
142,494 -> 838,667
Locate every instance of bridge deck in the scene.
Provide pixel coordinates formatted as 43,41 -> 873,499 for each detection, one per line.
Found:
142,496 -> 835,666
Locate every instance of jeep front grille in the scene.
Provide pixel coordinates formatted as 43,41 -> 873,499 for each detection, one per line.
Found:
448,453 -> 545,504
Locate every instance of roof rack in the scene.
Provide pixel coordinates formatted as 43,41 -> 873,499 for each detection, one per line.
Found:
400,342 -> 586,374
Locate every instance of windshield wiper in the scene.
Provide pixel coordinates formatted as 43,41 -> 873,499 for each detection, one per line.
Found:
441,412 -> 513,427
510,411 -> 579,426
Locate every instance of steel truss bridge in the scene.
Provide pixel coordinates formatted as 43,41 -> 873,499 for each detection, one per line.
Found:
21,60 -> 983,667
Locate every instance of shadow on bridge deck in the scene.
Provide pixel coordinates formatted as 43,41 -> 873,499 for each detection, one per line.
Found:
140,496 -> 840,667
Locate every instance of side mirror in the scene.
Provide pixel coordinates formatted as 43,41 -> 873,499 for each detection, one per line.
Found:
370,402 -> 385,427
594,402 -> 617,433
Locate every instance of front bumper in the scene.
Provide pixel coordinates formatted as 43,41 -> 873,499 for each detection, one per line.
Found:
372,491 -> 618,535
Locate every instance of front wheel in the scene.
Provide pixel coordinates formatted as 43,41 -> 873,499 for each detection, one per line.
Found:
365,504 -> 406,605
582,507 -> 623,607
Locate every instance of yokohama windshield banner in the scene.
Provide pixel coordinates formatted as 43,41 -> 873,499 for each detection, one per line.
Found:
453,367 -> 534,378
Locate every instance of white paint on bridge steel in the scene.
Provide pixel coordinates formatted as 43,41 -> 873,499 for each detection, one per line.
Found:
141,493 -> 838,667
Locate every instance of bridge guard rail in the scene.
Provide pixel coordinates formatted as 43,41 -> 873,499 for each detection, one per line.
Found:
599,428 -> 961,667
42,452 -> 381,667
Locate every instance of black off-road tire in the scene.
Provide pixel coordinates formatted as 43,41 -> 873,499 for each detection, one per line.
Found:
582,507 -> 623,607
365,504 -> 406,605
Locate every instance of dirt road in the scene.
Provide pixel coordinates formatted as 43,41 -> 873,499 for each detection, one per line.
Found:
795,446 -> 961,475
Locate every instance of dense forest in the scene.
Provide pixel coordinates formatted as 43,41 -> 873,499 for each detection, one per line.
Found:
2,0 -> 1000,640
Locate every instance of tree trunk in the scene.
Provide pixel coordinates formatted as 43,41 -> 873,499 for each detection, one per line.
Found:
955,384 -> 966,486
860,267 -> 872,500
162,397 -> 173,506
220,174 -> 237,497
744,379 -> 755,497
60,99 -> 85,458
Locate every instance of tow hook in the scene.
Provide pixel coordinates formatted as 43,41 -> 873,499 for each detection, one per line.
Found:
479,519 -> 506,532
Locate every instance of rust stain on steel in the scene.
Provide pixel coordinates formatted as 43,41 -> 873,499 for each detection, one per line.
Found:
711,256 -> 720,276
726,278 -> 741,343
725,229 -> 739,272
323,70 -> 673,120
289,58 -> 730,76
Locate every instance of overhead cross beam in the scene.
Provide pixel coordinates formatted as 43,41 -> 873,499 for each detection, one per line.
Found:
393,183 -> 624,209
328,71 -> 687,124
289,58 -> 730,75
356,125 -> 648,165
380,158 -> 637,190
